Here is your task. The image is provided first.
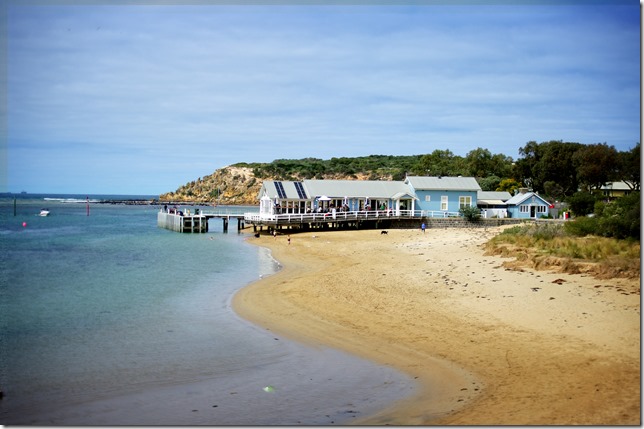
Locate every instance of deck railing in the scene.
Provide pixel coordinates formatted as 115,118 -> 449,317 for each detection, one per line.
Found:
243,209 -> 462,224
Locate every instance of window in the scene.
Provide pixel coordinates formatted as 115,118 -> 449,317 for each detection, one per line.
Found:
520,205 -> 529,213
441,196 -> 448,211
459,196 -> 472,209
537,205 -> 547,213
425,195 -> 431,202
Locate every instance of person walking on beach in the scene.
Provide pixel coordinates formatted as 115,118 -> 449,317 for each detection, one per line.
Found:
421,222 -> 426,233
287,235 -> 291,245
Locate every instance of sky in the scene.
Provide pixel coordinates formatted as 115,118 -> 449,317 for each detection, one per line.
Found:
2,0 -> 640,195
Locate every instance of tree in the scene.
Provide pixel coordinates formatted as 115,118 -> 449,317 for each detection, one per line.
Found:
543,181 -> 565,202
515,140 -> 584,196
597,192 -> 640,239
496,178 -> 522,194
465,148 -> 513,178
566,191 -> 597,216
478,175 -> 501,191
513,140 -> 540,190
618,142 -> 641,191
412,149 -> 467,176
466,148 -> 494,177
573,143 -> 619,191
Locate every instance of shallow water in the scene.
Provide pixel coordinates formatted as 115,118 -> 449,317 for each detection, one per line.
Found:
0,195 -> 416,425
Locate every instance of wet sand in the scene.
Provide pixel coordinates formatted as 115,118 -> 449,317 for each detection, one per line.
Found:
233,227 -> 640,425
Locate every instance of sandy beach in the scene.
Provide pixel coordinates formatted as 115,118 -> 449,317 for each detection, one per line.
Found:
233,226 -> 640,425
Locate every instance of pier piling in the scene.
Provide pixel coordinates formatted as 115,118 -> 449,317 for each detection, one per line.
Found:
157,211 -> 246,234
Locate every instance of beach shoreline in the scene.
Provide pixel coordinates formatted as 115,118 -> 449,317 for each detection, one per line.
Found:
233,226 -> 640,425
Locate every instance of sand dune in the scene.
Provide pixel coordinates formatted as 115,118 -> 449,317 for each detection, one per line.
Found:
233,227 -> 640,425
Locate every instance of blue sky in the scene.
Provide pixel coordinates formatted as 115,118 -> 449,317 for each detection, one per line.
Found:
2,1 -> 640,195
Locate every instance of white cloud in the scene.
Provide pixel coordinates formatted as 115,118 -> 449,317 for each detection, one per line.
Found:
6,3 -> 640,193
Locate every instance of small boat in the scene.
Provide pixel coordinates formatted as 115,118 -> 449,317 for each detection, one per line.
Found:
39,208 -> 50,216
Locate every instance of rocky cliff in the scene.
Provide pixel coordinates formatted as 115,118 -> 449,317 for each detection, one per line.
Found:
159,166 -> 261,205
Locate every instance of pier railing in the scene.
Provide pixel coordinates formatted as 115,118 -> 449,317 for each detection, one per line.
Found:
243,209 -> 462,224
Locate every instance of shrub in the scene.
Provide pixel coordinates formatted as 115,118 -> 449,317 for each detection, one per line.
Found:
531,222 -> 565,240
564,216 -> 598,237
566,191 -> 597,216
459,205 -> 481,222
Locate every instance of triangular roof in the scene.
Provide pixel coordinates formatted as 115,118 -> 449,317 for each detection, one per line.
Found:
506,191 -> 551,206
405,176 -> 481,191
600,181 -> 633,191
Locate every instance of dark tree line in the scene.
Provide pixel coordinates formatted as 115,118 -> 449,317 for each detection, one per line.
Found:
514,140 -> 640,201
240,140 -> 639,204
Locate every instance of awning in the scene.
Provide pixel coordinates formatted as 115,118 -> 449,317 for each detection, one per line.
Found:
478,200 -> 507,206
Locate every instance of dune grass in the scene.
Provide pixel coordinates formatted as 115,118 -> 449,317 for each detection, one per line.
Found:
484,223 -> 640,279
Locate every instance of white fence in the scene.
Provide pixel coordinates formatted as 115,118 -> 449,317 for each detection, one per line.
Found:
243,209 -> 462,224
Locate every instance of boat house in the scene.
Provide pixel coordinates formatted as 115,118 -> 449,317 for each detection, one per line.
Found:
244,176 -> 487,230
256,179 -> 417,217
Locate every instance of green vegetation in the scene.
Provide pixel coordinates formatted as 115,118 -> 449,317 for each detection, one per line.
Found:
238,148 -> 517,183
459,205 -> 481,222
565,192 -> 640,240
514,140 -> 640,200
239,155 -> 419,181
240,140 -> 639,203
486,222 -> 640,279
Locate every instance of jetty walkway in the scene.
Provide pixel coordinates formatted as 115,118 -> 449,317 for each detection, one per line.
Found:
157,209 -> 246,233
158,207 -> 528,234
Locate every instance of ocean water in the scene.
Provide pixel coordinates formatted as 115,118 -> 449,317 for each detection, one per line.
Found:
0,194 -> 416,425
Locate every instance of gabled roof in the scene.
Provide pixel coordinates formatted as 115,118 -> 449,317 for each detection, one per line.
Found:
303,180 -> 414,199
506,191 -> 551,206
600,181 -> 633,191
405,176 -> 481,191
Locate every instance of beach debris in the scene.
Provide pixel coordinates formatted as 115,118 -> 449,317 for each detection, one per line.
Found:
531,287 -> 541,292
263,385 -> 275,393
552,278 -> 566,284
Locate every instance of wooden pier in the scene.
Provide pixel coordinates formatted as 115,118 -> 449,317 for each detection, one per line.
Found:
157,211 -> 246,233
243,210 -> 527,233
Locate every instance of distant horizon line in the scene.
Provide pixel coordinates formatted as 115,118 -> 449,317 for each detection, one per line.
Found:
2,191 -> 162,197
